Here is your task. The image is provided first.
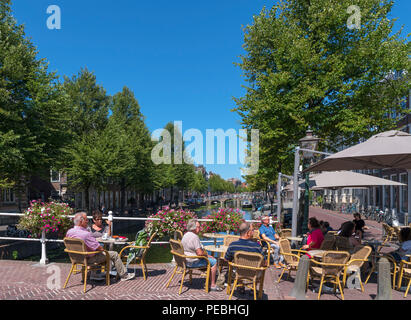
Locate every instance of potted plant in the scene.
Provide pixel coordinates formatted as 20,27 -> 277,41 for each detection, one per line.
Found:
201,208 -> 244,234
17,200 -> 73,238
145,207 -> 198,240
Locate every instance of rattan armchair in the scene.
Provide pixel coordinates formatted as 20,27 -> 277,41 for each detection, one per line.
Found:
218,235 -> 241,273
119,232 -> 157,280
279,228 -> 292,239
63,237 -> 110,293
342,245 -> 372,292
308,251 -> 350,300
320,233 -> 336,250
174,230 -> 184,241
226,251 -> 267,300
277,238 -> 307,283
166,239 -> 211,294
381,223 -> 398,248
396,255 -> 411,297
381,254 -> 401,290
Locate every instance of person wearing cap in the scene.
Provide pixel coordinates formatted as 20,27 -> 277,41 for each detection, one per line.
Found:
259,215 -> 285,269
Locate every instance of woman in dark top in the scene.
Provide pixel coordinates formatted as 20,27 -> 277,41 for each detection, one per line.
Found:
353,213 -> 368,239
90,209 -> 111,238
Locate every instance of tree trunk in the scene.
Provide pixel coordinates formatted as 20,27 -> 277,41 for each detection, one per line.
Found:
85,184 -> 91,214
120,178 -> 126,213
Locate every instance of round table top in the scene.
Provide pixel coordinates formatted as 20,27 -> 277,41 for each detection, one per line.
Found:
202,233 -> 228,239
287,236 -> 303,242
96,237 -> 128,244
308,249 -> 325,258
204,245 -> 228,254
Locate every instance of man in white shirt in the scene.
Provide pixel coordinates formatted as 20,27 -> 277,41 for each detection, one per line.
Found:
181,219 -> 221,291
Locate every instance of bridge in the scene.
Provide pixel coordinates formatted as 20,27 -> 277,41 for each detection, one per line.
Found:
203,192 -> 264,209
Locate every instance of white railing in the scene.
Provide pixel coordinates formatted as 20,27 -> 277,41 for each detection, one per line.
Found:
0,211 -> 277,265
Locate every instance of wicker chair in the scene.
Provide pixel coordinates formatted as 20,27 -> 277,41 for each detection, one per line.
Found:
279,229 -> 292,239
224,235 -> 240,246
166,239 -> 211,294
308,251 -> 350,300
342,245 -> 372,292
334,236 -> 353,253
381,223 -> 398,247
218,235 -> 240,273
396,255 -> 411,297
174,230 -> 184,241
119,232 -> 157,280
320,233 -> 336,250
381,254 -> 401,290
277,238 -> 307,283
227,251 -> 267,300
252,229 -> 261,240
63,237 -> 110,293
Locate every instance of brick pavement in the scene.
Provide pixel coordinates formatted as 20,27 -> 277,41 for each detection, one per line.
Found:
0,207 -> 410,300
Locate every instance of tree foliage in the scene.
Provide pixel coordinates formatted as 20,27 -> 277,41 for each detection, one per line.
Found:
234,0 -> 410,187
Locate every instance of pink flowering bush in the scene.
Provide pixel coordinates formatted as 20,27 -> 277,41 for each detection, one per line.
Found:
201,208 -> 244,234
17,200 -> 73,238
145,207 -> 198,239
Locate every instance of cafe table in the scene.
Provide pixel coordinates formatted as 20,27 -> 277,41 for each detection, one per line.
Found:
202,233 -> 227,246
96,236 -> 129,251
203,244 -> 229,264
307,249 -> 326,260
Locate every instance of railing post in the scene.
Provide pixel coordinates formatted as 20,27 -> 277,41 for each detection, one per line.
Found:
39,230 -> 48,265
108,211 -> 113,235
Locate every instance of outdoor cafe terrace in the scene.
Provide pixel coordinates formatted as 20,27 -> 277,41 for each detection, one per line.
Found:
0,207 -> 410,301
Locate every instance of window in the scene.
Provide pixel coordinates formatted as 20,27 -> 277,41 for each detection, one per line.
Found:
3,188 -> 15,203
50,170 -> 60,182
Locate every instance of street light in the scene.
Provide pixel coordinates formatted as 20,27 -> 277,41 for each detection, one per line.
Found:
299,129 -> 320,234
267,185 -> 275,215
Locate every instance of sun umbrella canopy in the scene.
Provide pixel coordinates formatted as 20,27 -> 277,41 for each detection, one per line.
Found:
309,171 -> 405,189
285,170 -> 405,191
305,130 -> 411,172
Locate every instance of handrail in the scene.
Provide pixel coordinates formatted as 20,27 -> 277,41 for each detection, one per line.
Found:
0,212 -> 278,264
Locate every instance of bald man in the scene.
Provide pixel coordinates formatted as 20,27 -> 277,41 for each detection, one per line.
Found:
66,212 -> 135,281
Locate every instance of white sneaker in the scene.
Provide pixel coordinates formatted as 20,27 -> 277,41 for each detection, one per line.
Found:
120,273 -> 136,282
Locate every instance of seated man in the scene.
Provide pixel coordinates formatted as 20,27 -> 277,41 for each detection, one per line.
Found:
221,222 -> 267,293
259,215 -> 285,268
181,219 -> 222,291
66,212 -> 135,282
224,222 -> 266,263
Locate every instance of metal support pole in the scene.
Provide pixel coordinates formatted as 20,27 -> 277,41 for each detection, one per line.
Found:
277,173 -> 282,226
292,147 -> 300,238
39,230 -> 48,265
302,159 -> 310,235
408,170 -> 411,225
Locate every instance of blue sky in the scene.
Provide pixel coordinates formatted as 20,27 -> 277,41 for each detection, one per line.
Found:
10,0 -> 411,181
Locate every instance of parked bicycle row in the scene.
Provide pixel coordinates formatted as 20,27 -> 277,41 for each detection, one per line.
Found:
321,202 -> 402,226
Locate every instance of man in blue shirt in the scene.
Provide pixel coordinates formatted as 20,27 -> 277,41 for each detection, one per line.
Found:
224,222 -> 265,262
259,215 -> 284,268
219,222 -> 266,292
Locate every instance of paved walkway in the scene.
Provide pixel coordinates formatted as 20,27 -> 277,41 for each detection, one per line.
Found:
0,207 -> 410,300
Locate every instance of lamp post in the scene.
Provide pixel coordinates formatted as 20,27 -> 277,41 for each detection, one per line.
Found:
299,129 -> 320,235
267,185 -> 275,216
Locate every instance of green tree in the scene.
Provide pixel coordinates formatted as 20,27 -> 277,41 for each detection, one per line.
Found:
110,86 -> 154,210
190,171 -> 208,194
234,0 -> 410,185
0,0 -> 71,209
63,68 -> 110,138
